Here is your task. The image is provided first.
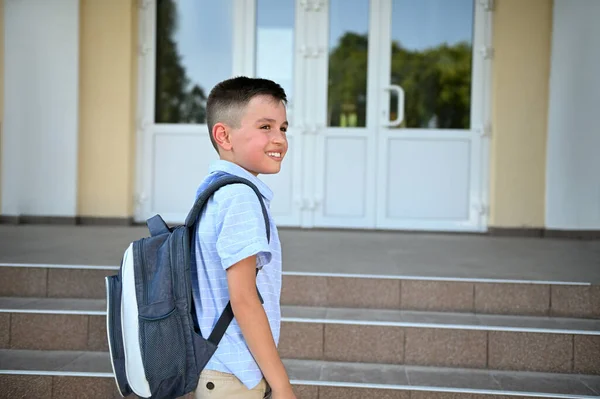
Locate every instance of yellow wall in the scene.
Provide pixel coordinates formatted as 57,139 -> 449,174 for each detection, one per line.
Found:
78,0 -> 138,218
489,0 -> 553,228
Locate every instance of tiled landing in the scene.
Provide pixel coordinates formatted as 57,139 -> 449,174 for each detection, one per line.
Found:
0,225 -> 599,283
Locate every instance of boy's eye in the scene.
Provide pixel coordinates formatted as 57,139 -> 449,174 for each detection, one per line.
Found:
260,125 -> 270,130
281,127 -> 287,133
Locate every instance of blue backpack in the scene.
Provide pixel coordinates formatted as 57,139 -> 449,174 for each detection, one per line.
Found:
105,175 -> 269,398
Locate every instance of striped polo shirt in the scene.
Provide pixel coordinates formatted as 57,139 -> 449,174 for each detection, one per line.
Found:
190,160 -> 282,389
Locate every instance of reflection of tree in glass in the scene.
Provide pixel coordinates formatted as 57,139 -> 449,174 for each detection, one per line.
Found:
328,33 -> 368,128
328,33 -> 472,129
155,0 -> 207,124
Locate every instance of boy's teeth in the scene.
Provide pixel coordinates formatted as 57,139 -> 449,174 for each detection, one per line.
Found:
268,152 -> 281,158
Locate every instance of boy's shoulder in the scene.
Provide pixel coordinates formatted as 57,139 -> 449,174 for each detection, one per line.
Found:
199,170 -> 260,202
210,182 -> 262,207
201,181 -> 267,229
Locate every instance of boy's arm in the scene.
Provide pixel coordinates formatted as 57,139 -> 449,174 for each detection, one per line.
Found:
227,255 -> 295,398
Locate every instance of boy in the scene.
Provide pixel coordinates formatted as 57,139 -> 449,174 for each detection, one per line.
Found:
191,77 -> 296,399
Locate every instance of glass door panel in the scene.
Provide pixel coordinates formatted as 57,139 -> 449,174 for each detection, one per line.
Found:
389,0 -> 474,129
255,0 -> 296,120
155,0 -> 234,124
327,0 -> 370,128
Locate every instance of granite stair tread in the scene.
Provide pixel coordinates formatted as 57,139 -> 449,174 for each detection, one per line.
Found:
0,297 -> 105,314
1,350 -> 599,398
2,297 -> 600,335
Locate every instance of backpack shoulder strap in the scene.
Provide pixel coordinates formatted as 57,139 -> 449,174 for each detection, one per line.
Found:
207,268 -> 259,345
184,175 -> 270,242
186,174 -> 271,346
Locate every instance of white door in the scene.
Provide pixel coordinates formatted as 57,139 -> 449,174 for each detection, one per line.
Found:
135,0 -> 303,226
306,0 -> 491,231
374,0 -> 492,231
310,0 -> 378,229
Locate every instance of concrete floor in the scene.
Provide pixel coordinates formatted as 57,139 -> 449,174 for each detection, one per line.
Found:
0,225 -> 599,283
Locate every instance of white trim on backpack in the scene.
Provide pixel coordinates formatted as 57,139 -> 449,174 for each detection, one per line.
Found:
121,243 -> 151,397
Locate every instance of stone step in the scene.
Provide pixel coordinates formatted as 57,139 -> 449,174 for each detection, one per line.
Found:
2,297 -> 599,375
1,349 -> 599,398
2,263 -> 599,318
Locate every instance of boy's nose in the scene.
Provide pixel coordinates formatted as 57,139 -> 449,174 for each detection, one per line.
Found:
271,132 -> 287,145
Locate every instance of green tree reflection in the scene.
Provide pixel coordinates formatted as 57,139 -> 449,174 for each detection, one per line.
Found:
155,0 -> 207,124
328,32 -> 369,128
328,32 -> 472,129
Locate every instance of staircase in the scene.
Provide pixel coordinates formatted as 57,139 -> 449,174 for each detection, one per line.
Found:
1,261 -> 599,398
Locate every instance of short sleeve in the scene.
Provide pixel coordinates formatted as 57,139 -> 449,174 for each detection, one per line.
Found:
215,184 -> 272,270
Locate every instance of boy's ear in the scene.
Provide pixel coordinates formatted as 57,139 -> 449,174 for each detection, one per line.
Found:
213,123 -> 232,151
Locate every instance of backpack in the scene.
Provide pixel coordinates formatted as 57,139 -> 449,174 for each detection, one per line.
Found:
105,175 -> 270,399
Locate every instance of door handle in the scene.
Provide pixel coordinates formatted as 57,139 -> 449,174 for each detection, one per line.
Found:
383,85 -> 405,127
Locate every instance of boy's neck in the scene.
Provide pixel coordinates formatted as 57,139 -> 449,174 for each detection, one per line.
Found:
217,157 -> 259,177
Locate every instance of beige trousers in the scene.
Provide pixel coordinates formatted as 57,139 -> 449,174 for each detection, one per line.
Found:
194,369 -> 270,399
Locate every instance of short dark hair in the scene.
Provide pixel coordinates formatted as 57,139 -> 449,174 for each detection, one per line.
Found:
206,76 -> 288,151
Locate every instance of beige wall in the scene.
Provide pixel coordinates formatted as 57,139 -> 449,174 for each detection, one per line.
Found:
78,0 -> 137,218
489,0 -> 553,228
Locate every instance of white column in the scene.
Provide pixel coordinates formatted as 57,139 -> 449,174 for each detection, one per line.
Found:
545,0 -> 600,230
2,0 -> 79,217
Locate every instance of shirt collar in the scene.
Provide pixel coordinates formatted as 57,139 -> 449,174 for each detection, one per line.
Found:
208,160 -> 274,202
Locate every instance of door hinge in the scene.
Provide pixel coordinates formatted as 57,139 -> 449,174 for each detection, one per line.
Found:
300,0 -> 324,12
135,193 -> 149,206
305,199 -> 316,211
309,124 -> 322,135
473,203 -> 488,216
479,0 -> 495,11
137,118 -> 150,132
477,123 -> 492,138
298,198 -> 320,211
137,0 -> 150,10
299,124 -> 321,135
299,46 -> 325,59
138,44 -> 151,56
480,46 -> 494,59
312,1 -> 325,11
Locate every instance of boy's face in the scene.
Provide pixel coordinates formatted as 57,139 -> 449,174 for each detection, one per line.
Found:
220,95 -> 288,176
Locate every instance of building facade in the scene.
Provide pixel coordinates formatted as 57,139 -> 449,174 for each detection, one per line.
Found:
1,0 -> 599,235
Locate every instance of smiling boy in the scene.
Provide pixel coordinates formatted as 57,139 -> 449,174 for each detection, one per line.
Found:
191,77 -> 295,399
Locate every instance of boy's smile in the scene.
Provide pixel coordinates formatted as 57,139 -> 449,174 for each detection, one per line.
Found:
266,151 -> 283,160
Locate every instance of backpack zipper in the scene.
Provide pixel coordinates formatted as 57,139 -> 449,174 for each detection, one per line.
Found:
174,231 -> 186,301
170,235 -> 178,299
108,277 -> 122,355
136,239 -> 148,306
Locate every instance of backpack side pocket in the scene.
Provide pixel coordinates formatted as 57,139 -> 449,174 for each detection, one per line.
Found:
139,305 -> 186,397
